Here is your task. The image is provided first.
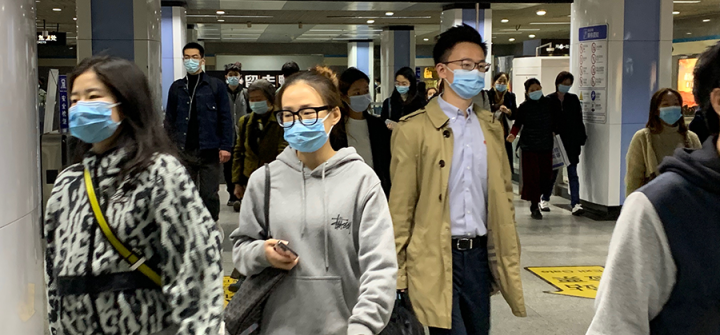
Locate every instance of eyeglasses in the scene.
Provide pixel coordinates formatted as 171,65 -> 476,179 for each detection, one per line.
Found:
276,106 -> 329,128
443,59 -> 491,73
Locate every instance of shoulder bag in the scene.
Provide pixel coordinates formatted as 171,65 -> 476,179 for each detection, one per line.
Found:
225,164 -> 288,335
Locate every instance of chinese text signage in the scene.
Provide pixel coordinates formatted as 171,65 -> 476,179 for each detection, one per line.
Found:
578,25 -> 608,124
58,75 -> 69,133
526,266 -> 604,299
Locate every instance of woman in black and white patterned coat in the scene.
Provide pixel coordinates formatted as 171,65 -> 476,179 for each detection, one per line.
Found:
44,56 -> 224,335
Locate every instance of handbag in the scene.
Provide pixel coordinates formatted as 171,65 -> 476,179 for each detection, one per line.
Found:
225,164 -> 288,335
379,291 -> 425,335
83,169 -> 162,286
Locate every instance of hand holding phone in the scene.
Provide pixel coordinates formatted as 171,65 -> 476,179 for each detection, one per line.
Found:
265,240 -> 299,270
274,241 -> 299,259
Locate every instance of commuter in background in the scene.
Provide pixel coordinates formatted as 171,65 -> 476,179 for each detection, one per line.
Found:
46,56 -> 223,335
391,24 -> 526,335
279,61 -> 300,90
507,78 -> 556,220
542,71 -> 587,215
165,42 -> 233,225
332,67 -> 392,196
381,67 -> 426,128
625,88 -> 702,195
586,41 -> 720,335
488,72 -> 518,170
426,87 -> 439,101
232,79 -> 286,212
689,106 -> 711,143
230,66 -> 397,335
224,62 -> 249,208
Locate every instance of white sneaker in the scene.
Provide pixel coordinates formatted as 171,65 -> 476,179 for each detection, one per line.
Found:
539,200 -> 551,212
572,204 -> 584,216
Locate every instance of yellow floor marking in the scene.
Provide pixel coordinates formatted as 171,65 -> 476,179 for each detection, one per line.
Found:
525,266 -> 604,299
223,276 -> 239,308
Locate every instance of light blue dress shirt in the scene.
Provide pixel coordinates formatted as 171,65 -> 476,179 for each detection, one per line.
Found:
438,96 -> 488,237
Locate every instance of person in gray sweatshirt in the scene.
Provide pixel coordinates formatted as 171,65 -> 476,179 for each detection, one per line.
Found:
230,66 -> 398,335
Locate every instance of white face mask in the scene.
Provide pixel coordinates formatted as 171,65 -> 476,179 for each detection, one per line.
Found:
349,93 -> 372,112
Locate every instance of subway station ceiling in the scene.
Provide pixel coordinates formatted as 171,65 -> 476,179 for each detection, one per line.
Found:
35,0 -> 720,46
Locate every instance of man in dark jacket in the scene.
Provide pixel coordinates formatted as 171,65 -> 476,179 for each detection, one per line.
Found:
164,42 -> 233,222
542,71 -> 587,215
587,41 -> 720,335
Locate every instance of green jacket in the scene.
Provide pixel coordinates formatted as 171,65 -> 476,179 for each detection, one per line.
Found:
232,112 -> 287,185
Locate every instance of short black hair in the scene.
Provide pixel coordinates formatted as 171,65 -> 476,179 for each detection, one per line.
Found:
183,42 -> 205,58
225,65 -> 241,76
338,67 -> 370,96
555,71 -> 575,89
281,61 -> 300,78
524,78 -> 542,95
693,42 -> 720,135
433,24 -> 488,65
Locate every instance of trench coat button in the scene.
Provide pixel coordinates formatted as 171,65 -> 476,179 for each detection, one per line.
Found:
439,160 -> 446,168
443,129 -> 451,138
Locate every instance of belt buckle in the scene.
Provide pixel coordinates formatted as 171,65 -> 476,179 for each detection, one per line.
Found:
456,238 -> 473,251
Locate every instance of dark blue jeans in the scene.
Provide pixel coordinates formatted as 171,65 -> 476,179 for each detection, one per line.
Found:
543,163 -> 580,207
429,240 -> 492,335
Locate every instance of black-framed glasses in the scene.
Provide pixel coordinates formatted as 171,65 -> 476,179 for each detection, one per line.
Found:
276,106 -> 329,128
443,59 -> 491,73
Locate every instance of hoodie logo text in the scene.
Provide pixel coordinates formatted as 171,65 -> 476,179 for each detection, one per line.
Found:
331,215 -> 351,231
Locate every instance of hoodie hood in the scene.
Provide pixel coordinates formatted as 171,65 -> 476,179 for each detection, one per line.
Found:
275,146 -> 365,270
659,135 -> 720,194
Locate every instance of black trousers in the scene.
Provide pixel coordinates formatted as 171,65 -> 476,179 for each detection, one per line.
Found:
187,150 -> 221,222
505,141 -> 514,173
429,238 -> 492,335
223,151 -> 238,202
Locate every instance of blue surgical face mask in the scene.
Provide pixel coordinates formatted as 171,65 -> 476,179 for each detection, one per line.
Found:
283,115 -> 333,153
396,85 -> 410,95
250,101 -> 269,115
184,59 -> 201,73
349,93 -> 372,112
528,90 -> 544,101
69,101 -> 121,143
227,76 -> 240,86
448,69 -> 485,99
659,106 -> 682,125
495,84 -> 508,92
558,84 -> 572,94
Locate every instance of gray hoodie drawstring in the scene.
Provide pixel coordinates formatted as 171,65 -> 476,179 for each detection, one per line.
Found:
322,163 -> 329,271
300,161 -> 307,238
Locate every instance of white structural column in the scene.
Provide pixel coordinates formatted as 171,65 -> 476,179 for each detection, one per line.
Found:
570,0 -> 673,211
380,26 -> 416,101
77,0 -> 162,112
348,40 -> 375,100
161,6 -> 187,110
440,4 -> 493,86
0,0 -> 44,333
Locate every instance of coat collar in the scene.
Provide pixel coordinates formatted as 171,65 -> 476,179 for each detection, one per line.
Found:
425,95 -> 494,129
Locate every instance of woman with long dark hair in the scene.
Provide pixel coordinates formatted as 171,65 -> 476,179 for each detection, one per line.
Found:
44,56 -> 223,334
625,88 -> 702,195
230,66 -> 397,334
507,78 -> 556,220
488,72 -> 518,169
381,67 -> 426,128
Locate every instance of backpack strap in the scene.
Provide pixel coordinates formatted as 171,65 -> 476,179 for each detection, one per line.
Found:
83,170 -> 162,286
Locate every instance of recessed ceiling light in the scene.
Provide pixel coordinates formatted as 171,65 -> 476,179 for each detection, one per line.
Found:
687,32 -> 692,34
501,18 -> 509,23
216,10 -> 225,15
509,38 -> 516,42
423,38 -> 429,41
703,19 -> 711,22
536,9 -> 547,16
386,12 -> 394,16
52,8 -> 61,11
73,17 -> 77,21
217,19 -> 224,22
529,34 -> 536,38
673,11 -> 680,15
673,1 -> 700,3
367,19 -> 375,24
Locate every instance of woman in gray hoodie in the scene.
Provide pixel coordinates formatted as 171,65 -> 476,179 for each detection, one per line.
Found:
230,66 -> 398,335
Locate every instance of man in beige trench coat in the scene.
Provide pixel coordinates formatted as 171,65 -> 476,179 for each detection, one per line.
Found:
389,24 -> 526,334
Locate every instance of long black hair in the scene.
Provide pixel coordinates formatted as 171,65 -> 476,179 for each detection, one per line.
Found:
392,67 -> 418,102
332,67 -> 371,147
69,56 -> 178,179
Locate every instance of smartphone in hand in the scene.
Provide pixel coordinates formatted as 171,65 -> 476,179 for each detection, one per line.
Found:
274,241 -> 298,259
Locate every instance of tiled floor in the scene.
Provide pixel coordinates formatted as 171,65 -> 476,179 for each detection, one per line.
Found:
218,186 -> 616,335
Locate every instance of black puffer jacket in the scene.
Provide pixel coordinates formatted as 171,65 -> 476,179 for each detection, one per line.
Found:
511,96 -> 557,152
547,92 -> 587,164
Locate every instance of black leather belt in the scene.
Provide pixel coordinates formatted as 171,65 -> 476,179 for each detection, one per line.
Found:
452,236 -> 487,251
56,272 -> 159,296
